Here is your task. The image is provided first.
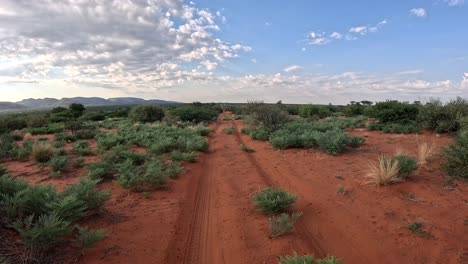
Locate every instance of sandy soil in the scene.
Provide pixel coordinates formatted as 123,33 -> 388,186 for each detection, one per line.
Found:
2,115 -> 467,264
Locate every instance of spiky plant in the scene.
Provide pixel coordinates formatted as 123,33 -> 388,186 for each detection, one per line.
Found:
62,178 -> 109,211
269,212 -> 302,237
366,155 -> 401,186
417,142 -> 435,165
32,141 -> 54,163
253,188 -> 297,215
75,225 -> 106,249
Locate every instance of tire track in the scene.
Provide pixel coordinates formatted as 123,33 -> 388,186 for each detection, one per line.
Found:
231,121 -> 327,258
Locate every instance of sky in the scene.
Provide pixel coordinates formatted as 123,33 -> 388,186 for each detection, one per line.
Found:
0,0 -> 467,104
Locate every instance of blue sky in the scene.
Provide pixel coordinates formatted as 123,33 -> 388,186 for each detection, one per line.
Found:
0,0 -> 467,103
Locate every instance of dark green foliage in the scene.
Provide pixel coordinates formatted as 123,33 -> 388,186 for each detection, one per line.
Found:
49,110 -> 73,123
344,101 -> 367,117
171,105 -> 218,123
55,132 -> 78,143
407,221 -> 432,238
14,213 -> 72,249
73,140 -> 92,156
250,127 -> 270,140
69,103 -> 86,118
79,112 -> 106,122
195,126 -> 212,136
75,129 -> 97,140
28,124 -> 65,135
367,101 -> 419,123
224,126 -> 234,134
315,129 -> 350,155
286,105 -> 300,115
129,105 -> 165,123
418,98 -> 468,133
250,105 -> 290,132
253,188 -> 297,215
75,226 -> 106,249
62,179 -> 109,211
392,155 -> 418,177
348,136 -> 365,148
444,131 -> 468,179
72,156 -> 85,168
367,121 -> 420,134
299,105 -> 332,119
278,253 -> 315,264
117,159 -> 170,191
0,133 -> 18,160
269,212 -> 302,237
49,156 -> 68,172
66,120 -> 83,134
240,144 -> 255,153
26,115 -> 48,128
171,151 -> 198,163
11,132 -> 24,141
87,161 -> 114,180
0,115 -> 27,133
47,195 -> 86,222
0,165 -> 7,176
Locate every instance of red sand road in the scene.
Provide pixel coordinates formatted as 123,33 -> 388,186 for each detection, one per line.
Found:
3,116 -> 467,263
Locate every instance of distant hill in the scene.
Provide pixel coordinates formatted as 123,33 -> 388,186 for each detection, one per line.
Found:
0,102 -> 27,111
1,97 -> 179,111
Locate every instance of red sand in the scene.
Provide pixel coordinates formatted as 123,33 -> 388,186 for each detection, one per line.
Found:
3,116 -> 467,264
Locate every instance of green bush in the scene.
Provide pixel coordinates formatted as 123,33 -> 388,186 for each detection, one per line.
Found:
250,105 -> 289,132
392,155 -> 418,177
11,132 -> 24,141
75,226 -> 106,249
348,136 -> 365,148
129,105 -> 165,123
366,101 -> 419,123
253,188 -> 297,215
299,105 -> 332,119
250,127 -> 270,141
117,159 -> 168,191
62,178 -> 109,211
0,133 -> 18,160
72,156 -> 85,168
224,126 -> 234,135
443,131 -> 468,179
269,212 -> 302,237
171,151 -> 198,163
418,98 -> 468,133
75,129 -> 97,140
26,115 -> 49,128
315,129 -> 350,155
278,254 -> 341,264
47,195 -> 87,221
87,161 -> 114,180
49,156 -> 68,172
13,213 -> 72,250
171,105 -> 218,123
73,140 -> 92,156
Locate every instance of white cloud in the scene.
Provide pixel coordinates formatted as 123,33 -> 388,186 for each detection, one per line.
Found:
330,32 -> 343,39
0,0 -> 250,93
444,0 -> 464,6
410,8 -> 427,18
396,70 -> 424,75
306,19 -> 386,47
283,65 -> 302,73
265,22 -> 271,26
251,59 -> 257,63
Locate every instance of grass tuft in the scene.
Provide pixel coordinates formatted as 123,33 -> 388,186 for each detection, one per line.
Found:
269,212 -> 302,237
366,155 -> 401,186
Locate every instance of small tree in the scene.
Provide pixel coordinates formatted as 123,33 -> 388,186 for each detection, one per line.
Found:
129,105 -> 165,123
69,103 -> 86,118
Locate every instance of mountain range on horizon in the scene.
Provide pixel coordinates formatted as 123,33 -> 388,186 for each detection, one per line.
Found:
0,97 -> 179,111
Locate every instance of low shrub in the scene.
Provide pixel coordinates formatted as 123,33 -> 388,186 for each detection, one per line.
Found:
171,150 -> 198,163
62,178 -> 109,211
269,212 -> 302,237
129,105 -> 165,123
348,136 -> 365,148
224,126 -> 234,135
315,129 -> 350,155
73,141 -> 92,156
366,101 -> 419,124
418,97 -> 468,133
240,144 -> 255,153
49,156 -> 68,172
87,161 -> 114,180
117,159 -> 168,191
250,105 -> 290,132
299,105 -> 332,119
171,105 -> 218,123
11,132 -> 24,141
75,226 -> 106,249
72,156 -> 85,168
443,131 -> 468,179
75,129 -> 97,140
250,127 -> 270,141
392,155 -> 418,177
278,255 -> 341,264
32,142 -> 54,163
253,188 -> 297,215
194,126 -> 212,136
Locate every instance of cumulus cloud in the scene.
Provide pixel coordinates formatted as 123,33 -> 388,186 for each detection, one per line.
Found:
0,0 -> 250,92
306,20 -> 386,46
396,70 -> 424,75
283,65 -> 302,73
410,8 -> 427,18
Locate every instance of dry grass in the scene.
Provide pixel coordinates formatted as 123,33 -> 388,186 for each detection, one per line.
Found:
32,141 -> 55,163
417,142 -> 435,165
366,155 -> 401,186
